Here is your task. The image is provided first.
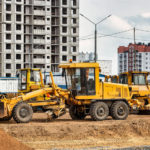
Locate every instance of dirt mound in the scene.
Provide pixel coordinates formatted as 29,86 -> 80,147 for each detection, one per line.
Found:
1,113 -> 150,149
0,129 -> 33,150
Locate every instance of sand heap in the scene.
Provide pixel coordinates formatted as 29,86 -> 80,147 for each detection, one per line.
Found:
0,129 -> 33,150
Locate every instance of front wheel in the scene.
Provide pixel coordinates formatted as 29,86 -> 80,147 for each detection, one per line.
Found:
12,102 -> 33,123
69,105 -> 86,120
110,101 -> 129,120
90,102 -> 109,121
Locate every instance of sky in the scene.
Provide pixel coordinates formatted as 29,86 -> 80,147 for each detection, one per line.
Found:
79,0 -> 150,74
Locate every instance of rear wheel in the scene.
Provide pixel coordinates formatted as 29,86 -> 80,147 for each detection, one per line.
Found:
110,101 -> 129,120
69,105 -> 86,120
90,102 -> 109,121
12,102 -> 33,123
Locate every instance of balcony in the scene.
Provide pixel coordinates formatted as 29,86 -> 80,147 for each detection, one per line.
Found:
51,0 -> 60,7
33,39 -> 45,44
33,49 -> 45,54
51,40 -> 59,44
33,58 -> 45,64
34,0 -> 45,6
33,20 -> 45,25
34,29 -> 45,35
34,10 -> 45,16
51,30 -> 60,35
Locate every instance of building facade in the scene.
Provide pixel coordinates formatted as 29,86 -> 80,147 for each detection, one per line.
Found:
78,52 -> 112,75
118,43 -> 150,73
97,60 -> 112,75
0,0 -> 79,77
79,52 -> 95,62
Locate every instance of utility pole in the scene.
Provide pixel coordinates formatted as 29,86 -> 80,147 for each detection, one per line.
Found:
80,14 -> 111,62
133,27 -> 136,44
133,27 -> 136,71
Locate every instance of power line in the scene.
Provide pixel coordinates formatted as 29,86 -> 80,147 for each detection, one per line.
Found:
136,28 -> 150,33
98,28 -> 133,37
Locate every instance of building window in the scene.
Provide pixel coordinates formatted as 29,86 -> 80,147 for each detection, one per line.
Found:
16,44 -> 21,50
6,44 -> 11,49
62,27 -> 67,33
6,73 -> 11,77
62,8 -> 67,15
73,37 -> 76,42
16,24 -> 21,30
72,46 -> 76,52
16,34 -> 21,40
62,46 -> 67,51
73,0 -> 76,5
47,27 -> 50,30
47,8 -> 50,11
73,28 -> 76,33
73,56 -> 76,61
62,17 -> 67,24
6,64 -> 11,69
62,55 -> 67,61
16,64 -> 21,69
6,54 -> 11,59
16,0 -> 22,2
47,66 -> 50,68
6,4 -> 11,11
16,5 -> 21,12
47,56 -> 50,59
6,24 -> 11,31
72,8 -> 76,14
73,18 -> 76,24
16,54 -> 21,59
47,37 -> 50,40
6,34 -> 11,40
62,37 -> 67,43
47,18 -> 50,21
6,14 -> 11,21
16,14 -> 21,21
62,0 -> 67,5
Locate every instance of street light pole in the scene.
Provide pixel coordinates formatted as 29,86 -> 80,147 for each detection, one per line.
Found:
95,24 -> 97,62
80,14 -> 111,62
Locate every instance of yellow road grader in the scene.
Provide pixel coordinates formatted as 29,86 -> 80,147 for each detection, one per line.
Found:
0,62 -> 147,123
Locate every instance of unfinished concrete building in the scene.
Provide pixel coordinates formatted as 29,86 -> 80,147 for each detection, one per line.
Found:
0,0 -> 79,77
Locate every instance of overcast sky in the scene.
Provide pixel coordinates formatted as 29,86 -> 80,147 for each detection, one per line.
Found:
79,0 -> 150,74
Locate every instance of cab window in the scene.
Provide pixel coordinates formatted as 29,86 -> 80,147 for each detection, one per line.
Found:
132,74 -> 146,85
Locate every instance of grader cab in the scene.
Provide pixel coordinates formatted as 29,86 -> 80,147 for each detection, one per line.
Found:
17,68 -> 44,93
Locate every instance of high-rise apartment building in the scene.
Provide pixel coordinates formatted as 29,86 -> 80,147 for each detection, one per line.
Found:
118,43 -> 150,73
0,0 -> 79,77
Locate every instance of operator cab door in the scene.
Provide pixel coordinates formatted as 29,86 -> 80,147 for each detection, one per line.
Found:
17,70 -> 27,91
79,68 -> 96,95
65,68 -> 96,97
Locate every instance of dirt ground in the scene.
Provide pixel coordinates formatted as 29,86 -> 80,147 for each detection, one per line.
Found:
0,113 -> 150,150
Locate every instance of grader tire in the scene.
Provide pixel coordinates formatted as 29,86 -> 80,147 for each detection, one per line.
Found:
69,105 -> 86,120
12,102 -> 33,123
110,101 -> 129,120
90,102 -> 109,121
